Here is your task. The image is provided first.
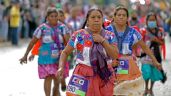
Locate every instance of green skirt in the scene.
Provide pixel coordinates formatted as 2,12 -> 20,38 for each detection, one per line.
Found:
141,64 -> 163,81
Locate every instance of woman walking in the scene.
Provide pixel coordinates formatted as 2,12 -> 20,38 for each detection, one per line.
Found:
57,8 -> 119,96
20,7 -> 69,96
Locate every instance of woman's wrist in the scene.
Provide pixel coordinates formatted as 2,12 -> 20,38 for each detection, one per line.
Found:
100,38 -> 106,44
58,65 -> 64,71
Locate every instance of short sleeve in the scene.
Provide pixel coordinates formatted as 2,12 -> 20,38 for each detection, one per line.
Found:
33,25 -> 43,39
105,25 -> 114,33
132,28 -> 142,44
68,31 -> 78,48
60,24 -> 70,35
106,31 -> 117,45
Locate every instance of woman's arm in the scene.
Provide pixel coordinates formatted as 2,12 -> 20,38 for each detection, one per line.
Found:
137,40 -> 161,69
63,33 -> 70,45
101,40 -> 119,59
20,36 -> 39,64
151,36 -> 164,45
57,45 -> 74,76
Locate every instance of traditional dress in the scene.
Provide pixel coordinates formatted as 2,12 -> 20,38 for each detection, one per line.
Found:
106,25 -> 143,95
33,22 -> 69,79
140,27 -> 164,81
66,29 -> 117,96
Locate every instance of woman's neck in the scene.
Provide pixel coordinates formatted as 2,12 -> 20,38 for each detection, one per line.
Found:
87,27 -> 102,34
114,23 -> 127,32
48,23 -> 57,27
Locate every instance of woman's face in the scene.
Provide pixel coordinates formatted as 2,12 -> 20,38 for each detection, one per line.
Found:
58,12 -> 65,22
147,15 -> 157,29
87,10 -> 103,31
114,9 -> 128,26
47,12 -> 58,25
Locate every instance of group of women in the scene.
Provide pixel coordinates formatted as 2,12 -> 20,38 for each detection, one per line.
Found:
20,5 -> 165,96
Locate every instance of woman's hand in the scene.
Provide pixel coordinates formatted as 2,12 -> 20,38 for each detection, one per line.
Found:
29,54 -> 35,61
92,33 -> 105,43
112,59 -> 119,67
19,56 -> 28,65
153,61 -> 162,70
56,67 -> 64,79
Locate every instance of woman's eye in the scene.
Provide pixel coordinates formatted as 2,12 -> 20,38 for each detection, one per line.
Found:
91,16 -> 95,18
97,16 -> 101,18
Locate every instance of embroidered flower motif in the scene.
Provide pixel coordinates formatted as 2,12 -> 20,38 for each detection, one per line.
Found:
78,36 -> 83,41
76,43 -> 83,52
71,36 -> 76,41
84,40 -> 92,47
84,34 -> 91,39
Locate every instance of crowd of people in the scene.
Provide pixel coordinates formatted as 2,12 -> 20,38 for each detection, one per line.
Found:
0,0 -> 170,96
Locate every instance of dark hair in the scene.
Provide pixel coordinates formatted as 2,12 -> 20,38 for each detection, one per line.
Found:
114,6 -> 129,17
146,12 -> 158,27
58,9 -> 64,15
113,6 -> 129,25
82,8 -> 103,29
45,7 -> 58,21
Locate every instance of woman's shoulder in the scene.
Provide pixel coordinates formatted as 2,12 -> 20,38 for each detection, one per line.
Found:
131,26 -> 141,32
37,23 -> 50,30
104,29 -> 114,35
72,29 -> 86,36
57,21 -> 66,27
105,24 -> 114,32
129,26 -> 141,34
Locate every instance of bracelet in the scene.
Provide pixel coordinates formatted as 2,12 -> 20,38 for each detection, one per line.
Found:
100,39 -> 106,44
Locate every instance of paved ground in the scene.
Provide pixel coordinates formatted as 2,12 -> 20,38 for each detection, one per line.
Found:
0,36 -> 171,96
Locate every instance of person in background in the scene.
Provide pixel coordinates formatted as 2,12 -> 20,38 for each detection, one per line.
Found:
57,8 -> 119,96
0,1 -> 8,42
58,9 -> 71,42
140,12 -> 166,96
129,11 -> 140,27
9,0 -> 21,45
20,7 -> 69,96
65,6 -> 83,34
65,6 -> 83,70
57,9 -> 71,91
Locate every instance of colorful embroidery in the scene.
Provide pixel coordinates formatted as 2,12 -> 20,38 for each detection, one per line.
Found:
68,29 -> 117,65
106,25 -> 142,54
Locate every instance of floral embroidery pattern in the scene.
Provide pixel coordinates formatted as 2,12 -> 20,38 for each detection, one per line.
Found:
68,29 -> 117,65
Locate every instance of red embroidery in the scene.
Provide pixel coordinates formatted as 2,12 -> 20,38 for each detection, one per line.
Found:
76,43 -> 83,52
84,40 -> 92,47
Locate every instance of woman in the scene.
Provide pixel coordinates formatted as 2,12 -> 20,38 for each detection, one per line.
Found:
58,9 -> 77,70
105,6 -> 162,95
58,9 -> 71,41
57,9 -> 71,91
57,8 -> 119,96
19,7 -> 69,96
140,12 -> 165,96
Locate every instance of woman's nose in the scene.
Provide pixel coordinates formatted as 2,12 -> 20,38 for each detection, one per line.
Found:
94,18 -> 100,22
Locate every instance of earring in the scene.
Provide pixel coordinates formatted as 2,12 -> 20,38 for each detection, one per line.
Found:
86,23 -> 89,27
